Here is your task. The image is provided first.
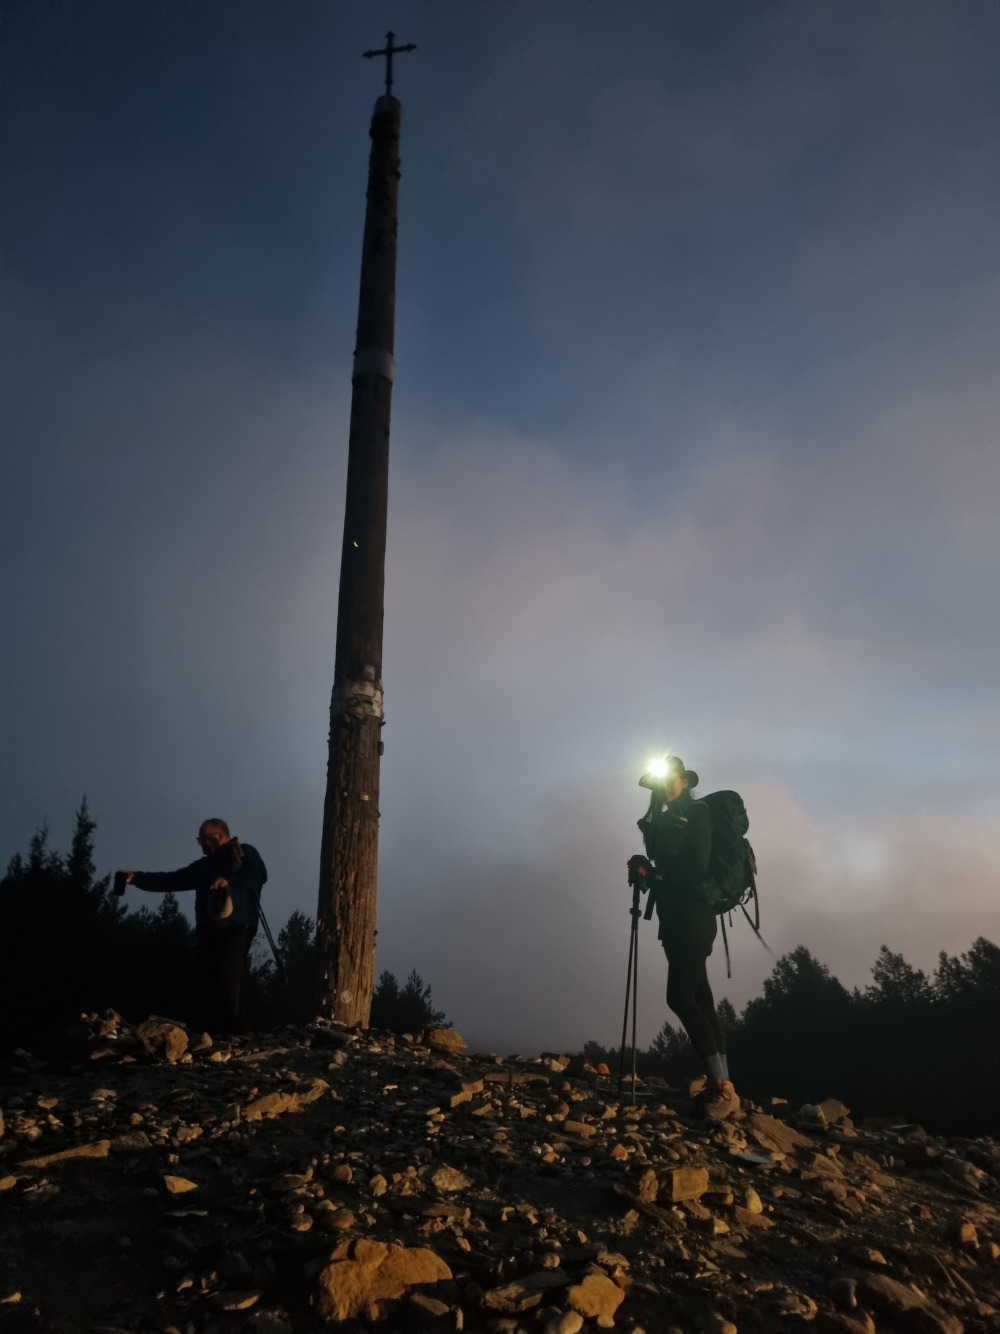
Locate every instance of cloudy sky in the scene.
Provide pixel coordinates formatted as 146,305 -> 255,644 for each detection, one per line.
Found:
3,1 -> 999,1054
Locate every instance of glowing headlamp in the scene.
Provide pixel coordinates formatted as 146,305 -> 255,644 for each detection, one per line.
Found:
638,754 -> 677,790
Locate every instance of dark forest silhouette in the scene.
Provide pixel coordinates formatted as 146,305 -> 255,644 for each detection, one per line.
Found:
0,805 -> 447,1050
370,968 -> 448,1034
2,806 -> 997,1136
583,936 -> 1000,1137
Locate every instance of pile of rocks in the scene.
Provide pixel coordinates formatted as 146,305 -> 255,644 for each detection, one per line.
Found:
1,1013 -> 998,1332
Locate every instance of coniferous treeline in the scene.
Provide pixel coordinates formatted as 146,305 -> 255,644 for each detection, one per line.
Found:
583,939 -> 1000,1137
0,805 -> 447,1052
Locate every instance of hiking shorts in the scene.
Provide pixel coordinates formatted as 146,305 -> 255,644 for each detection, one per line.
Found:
657,899 -> 718,961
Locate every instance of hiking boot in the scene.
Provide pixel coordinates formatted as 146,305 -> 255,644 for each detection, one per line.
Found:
696,1078 -> 741,1120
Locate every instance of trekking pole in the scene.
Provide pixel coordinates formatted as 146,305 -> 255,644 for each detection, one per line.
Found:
617,880 -> 643,1104
251,890 -> 287,985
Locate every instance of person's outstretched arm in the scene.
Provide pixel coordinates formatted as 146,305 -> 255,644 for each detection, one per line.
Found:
118,847 -> 229,895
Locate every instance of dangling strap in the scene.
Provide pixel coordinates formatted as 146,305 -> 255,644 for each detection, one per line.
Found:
739,877 -> 773,956
719,872 -> 771,976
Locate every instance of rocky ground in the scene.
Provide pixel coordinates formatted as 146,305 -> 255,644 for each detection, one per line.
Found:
1,1015 -> 998,1334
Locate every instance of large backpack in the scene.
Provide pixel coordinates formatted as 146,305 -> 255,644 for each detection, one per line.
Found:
699,790 -> 766,976
635,788 -> 766,975
698,790 -> 757,916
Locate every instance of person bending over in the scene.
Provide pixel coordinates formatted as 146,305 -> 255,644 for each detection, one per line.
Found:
118,818 -> 267,1035
637,758 -> 739,1119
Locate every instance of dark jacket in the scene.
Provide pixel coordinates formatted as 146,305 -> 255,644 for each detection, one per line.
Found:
638,790 -> 712,936
132,840 -> 267,934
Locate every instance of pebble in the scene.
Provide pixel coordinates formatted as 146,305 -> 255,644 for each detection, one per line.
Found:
161,1174 -> 198,1195
742,1186 -> 763,1214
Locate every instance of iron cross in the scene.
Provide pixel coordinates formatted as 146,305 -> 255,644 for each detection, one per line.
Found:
363,31 -> 417,97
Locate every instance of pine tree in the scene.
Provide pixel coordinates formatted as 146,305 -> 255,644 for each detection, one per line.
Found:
370,969 -> 448,1034
867,945 -> 932,1006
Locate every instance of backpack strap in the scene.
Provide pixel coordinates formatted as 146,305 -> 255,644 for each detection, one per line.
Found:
719,859 -> 770,976
738,877 -> 773,957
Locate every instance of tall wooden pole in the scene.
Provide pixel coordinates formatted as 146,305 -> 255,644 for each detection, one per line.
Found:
317,38 -> 413,1026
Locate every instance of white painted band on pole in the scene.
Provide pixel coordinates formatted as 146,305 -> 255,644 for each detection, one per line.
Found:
353,347 -> 394,381
334,678 -> 384,720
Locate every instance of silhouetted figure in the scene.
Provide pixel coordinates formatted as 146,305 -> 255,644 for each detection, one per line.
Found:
119,818 -> 267,1035
636,758 -> 739,1118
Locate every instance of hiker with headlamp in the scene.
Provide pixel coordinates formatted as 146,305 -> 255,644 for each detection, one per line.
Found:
635,757 -> 740,1119
116,818 -> 267,1036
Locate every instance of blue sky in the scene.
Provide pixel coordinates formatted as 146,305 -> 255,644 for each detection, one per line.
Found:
3,2 -> 999,1052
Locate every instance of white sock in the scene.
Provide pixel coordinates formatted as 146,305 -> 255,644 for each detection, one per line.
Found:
706,1053 -> 725,1081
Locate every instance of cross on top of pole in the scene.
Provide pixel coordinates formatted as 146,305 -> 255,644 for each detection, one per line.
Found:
363,30 -> 416,97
